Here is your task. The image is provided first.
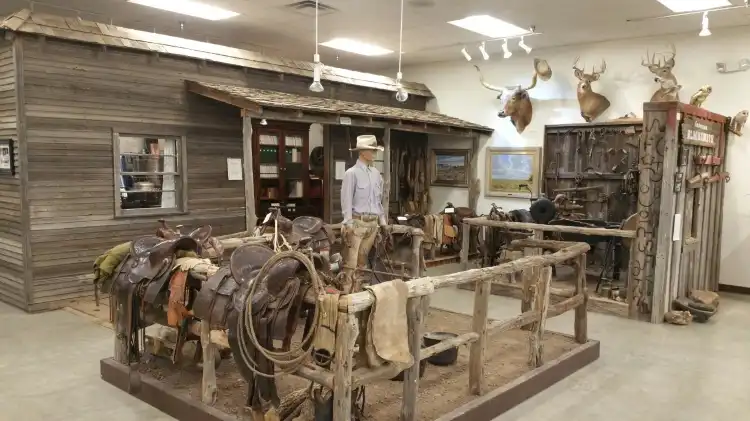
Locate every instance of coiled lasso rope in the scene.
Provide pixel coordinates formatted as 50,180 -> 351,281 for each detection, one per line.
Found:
234,250 -> 324,378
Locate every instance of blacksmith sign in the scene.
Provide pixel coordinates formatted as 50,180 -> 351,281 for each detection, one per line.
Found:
681,116 -> 720,148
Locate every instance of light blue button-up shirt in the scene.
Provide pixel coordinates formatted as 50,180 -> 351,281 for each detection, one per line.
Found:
341,159 -> 386,225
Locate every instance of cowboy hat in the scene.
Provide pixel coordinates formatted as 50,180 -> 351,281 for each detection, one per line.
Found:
350,134 -> 384,151
533,58 -> 553,81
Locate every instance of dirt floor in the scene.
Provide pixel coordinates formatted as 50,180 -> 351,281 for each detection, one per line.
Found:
138,309 -> 579,421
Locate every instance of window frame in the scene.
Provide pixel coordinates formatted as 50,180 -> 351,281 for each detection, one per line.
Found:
112,132 -> 189,218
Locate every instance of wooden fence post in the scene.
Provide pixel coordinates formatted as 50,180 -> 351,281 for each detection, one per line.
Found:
333,312 -> 357,421
201,320 -> 218,405
575,254 -> 589,343
113,295 -> 128,364
469,276 -> 490,395
461,222 -> 470,271
528,266 -> 552,368
401,296 -> 425,421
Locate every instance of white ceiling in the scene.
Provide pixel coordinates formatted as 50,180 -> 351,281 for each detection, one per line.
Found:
2,0 -> 750,73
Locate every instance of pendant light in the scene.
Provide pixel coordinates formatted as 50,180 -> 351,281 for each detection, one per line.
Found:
309,0 -> 324,93
394,0 -> 408,102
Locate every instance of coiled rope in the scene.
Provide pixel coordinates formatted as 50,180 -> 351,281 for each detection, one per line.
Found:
234,250 -> 324,378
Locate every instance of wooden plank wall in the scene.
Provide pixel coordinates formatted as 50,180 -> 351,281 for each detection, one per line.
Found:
543,123 -> 641,222
0,37 -> 25,309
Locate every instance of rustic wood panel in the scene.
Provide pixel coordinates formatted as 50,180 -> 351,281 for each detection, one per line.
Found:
0,38 -> 25,309
543,122 -> 641,222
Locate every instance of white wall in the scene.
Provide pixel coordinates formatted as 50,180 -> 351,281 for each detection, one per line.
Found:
407,27 -> 750,288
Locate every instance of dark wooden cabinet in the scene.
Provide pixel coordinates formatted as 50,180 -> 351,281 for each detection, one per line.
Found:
253,122 -> 322,219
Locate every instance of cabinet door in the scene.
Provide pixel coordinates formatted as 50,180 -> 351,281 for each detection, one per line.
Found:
256,129 -> 283,201
282,131 -> 308,199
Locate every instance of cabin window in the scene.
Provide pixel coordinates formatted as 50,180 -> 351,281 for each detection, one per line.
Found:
113,134 -> 186,217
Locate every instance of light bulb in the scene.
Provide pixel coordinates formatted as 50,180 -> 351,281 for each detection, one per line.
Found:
502,39 -> 512,59
395,71 -> 409,102
518,37 -> 532,54
478,42 -> 489,60
260,119 -> 268,125
309,53 -> 324,93
700,11 -> 711,37
461,47 -> 472,61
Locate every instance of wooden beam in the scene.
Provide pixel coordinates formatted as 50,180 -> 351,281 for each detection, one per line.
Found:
242,114 -> 257,231
186,81 -> 263,115
401,296 -> 425,421
382,127 -> 391,221
469,271 -> 490,395
332,313 -> 357,421
464,218 -> 636,238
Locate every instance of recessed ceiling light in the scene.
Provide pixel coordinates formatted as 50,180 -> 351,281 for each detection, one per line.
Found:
447,15 -> 530,39
128,0 -> 239,21
320,38 -> 393,56
654,0 -> 731,12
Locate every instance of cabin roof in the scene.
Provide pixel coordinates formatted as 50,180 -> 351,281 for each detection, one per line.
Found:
0,9 -> 433,98
187,80 -> 494,135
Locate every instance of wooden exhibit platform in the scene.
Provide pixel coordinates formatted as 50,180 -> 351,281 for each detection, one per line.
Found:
99,338 -> 600,421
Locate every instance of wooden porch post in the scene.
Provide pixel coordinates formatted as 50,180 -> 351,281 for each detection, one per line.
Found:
382,127 -> 391,221
242,111 -> 257,231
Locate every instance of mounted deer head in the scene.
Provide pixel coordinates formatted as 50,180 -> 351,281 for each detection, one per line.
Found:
474,59 -> 552,134
573,58 -> 611,122
642,44 -> 681,102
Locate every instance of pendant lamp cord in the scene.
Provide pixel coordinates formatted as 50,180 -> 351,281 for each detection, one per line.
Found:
398,0 -> 404,75
315,0 -> 319,55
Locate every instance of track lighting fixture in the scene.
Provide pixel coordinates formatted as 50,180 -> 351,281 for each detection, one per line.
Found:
518,36 -> 532,54
700,11 -> 711,36
461,47 -> 472,61
502,39 -> 512,59
309,0 -> 325,93
478,42 -> 490,60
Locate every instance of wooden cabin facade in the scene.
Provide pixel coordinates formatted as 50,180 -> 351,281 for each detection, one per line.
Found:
0,10 -> 491,312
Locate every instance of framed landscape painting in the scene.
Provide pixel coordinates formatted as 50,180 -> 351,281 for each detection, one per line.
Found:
431,149 -> 470,187
485,147 -> 541,197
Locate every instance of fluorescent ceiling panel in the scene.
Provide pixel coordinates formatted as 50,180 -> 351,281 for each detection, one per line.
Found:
128,0 -> 240,21
654,0 -> 732,12
447,15 -> 530,39
320,38 -> 393,56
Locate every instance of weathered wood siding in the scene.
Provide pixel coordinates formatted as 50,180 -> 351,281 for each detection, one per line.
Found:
19,36 -> 265,311
0,37 -> 25,309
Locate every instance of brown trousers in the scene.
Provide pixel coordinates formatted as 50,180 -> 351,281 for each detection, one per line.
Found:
340,218 -> 379,294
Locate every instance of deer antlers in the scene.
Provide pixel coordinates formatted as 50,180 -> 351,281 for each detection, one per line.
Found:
642,43 -> 676,71
573,57 -> 607,80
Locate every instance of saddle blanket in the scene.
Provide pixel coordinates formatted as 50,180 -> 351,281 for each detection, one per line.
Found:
364,279 -> 414,369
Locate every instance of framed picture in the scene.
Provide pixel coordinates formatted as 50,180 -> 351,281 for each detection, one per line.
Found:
0,139 -> 14,176
485,147 -> 541,197
430,149 -> 470,187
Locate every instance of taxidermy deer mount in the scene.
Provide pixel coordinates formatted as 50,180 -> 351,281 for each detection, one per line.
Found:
642,44 -> 681,102
573,57 -> 610,122
474,58 -> 552,134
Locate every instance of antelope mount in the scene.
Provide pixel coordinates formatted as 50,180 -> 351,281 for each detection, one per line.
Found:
572,58 -> 611,122
475,58 -> 552,134
642,44 -> 681,102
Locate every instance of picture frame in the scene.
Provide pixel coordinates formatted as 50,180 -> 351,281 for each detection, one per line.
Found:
430,149 -> 470,187
485,147 -> 541,198
0,139 -> 15,176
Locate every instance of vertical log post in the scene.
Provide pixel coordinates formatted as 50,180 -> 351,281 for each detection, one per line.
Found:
627,239 -> 639,319
333,312 -> 357,421
469,270 -> 490,395
461,221 -> 470,271
241,112 -> 257,232
528,266 -> 552,368
401,296 -> 425,421
521,230 -> 543,330
113,295 -> 128,364
382,128 -> 392,221
201,320 -> 218,405
574,254 -> 588,344
411,230 -> 424,278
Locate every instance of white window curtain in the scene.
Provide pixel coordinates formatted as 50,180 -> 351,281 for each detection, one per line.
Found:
161,138 -> 177,208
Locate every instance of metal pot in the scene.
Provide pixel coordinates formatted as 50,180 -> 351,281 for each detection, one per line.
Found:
424,331 -> 459,366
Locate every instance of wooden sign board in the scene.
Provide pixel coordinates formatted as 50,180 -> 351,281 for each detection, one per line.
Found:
680,116 -> 721,148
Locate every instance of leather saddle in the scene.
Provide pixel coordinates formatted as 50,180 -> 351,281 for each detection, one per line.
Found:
274,215 -> 334,251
